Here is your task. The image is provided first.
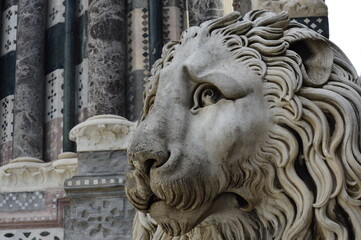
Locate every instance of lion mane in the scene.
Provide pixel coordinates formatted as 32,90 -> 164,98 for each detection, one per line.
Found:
131,10 -> 361,240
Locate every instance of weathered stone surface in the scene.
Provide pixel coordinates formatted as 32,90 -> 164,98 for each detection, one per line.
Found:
65,194 -> 133,240
0,141 -> 12,166
87,0 -> 126,116
13,0 -> 47,159
77,151 -> 127,176
126,11 -> 361,239
188,0 -> 224,26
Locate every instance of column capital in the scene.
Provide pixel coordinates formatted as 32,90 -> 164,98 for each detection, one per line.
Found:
69,115 -> 136,152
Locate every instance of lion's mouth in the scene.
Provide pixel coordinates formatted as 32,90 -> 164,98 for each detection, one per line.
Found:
147,194 -> 161,208
146,191 -> 249,211
147,192 -> 251,236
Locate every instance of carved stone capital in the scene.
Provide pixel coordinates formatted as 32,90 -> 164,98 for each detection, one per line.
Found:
69,115 -> 136,152
0,153 -> 78,192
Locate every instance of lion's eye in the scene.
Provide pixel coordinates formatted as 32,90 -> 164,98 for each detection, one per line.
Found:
200,86 -> 222,107
192,84 -> 224,112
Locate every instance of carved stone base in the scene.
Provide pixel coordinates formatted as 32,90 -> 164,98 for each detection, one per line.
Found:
65,116 -> 136,239
64,190 -> 133,240
63,150 -> 135,239
64,175 -> 134,240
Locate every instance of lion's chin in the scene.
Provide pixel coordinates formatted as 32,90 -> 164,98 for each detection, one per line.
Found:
149,199 -> 212,236
150,192 -> 244,236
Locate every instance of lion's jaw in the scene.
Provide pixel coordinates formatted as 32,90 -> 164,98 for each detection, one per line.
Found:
125,34 -> 270,236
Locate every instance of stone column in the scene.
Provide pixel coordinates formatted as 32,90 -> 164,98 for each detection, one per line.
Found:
188,0 -> 224,26
64,115 -> 135,240
87,0 -> 126,116
12,0 -> 47,160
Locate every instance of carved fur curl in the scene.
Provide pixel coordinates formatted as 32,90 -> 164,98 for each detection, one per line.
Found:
136,10 -> 361,240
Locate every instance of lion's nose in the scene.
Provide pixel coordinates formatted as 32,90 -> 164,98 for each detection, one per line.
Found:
128,142 -> 170,176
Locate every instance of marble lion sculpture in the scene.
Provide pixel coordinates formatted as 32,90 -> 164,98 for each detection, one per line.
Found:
126,10 -> 361,240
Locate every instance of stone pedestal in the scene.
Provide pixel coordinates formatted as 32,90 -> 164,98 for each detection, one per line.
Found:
0,153 -> 77,236
64,115 -> 135,240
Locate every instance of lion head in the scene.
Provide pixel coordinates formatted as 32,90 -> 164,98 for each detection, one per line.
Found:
125,10 -> 361,240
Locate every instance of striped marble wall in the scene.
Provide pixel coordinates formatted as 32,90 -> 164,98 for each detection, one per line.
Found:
44,0 -> 65,161
126,0 -> 150,121
0,0 -> 18,165
0,0 -> 89,164
44,0 -> 89,161
163,0 -> 184,44
126,0 -> 185,121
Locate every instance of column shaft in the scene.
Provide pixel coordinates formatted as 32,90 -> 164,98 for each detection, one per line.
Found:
87,0 -> 126,116
63,0 -> 76,152
13,0 -> 47,159
148,0 -> 163,66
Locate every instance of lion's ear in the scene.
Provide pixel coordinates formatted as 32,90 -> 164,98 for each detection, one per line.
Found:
289,39 -> 334,86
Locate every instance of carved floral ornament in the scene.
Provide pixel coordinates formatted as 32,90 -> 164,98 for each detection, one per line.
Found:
125,10 -> 361,240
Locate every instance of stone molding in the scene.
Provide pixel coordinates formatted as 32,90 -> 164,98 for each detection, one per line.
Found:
69,115 -> 136,152
0,154 -> 77,192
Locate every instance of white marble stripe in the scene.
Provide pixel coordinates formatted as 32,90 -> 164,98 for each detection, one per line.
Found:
45,69 -> 64,122
47,0 -> 66,28
0,95 -> 14,143
1,5 -> 18,56
76,0 -> 89,18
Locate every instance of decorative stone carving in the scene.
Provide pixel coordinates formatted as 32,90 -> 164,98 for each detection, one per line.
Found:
69,115 -> 135,152
65,197 -> 133,239
251,0 -> 327,18
126,10 -> 361,239
0,154 -> 77,192
0,228 -> 64,240
0,189 -> 67,229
